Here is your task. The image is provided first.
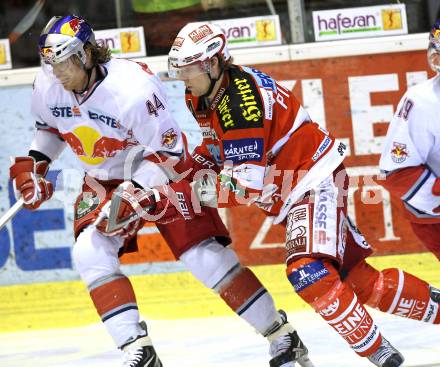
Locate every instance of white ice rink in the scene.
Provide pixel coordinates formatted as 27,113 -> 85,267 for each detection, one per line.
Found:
1,309 -> 439,367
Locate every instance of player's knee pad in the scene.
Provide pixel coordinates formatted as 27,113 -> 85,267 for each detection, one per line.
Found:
179,237 -> 240,289
88,273 -> 138,323
344,260 -> 380,305
287,257 -> 382,356
286,257 -> 341,306
72,226 -> 122,285
366,268 -> 440,324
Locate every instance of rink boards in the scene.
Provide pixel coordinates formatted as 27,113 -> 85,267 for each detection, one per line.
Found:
0,34 -> 438,287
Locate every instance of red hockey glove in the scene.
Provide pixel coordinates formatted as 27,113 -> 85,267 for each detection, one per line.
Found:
9,156 -> 53,210
95,181 -> 149,238
150,180 -> 203,224
96,180 -> 203,237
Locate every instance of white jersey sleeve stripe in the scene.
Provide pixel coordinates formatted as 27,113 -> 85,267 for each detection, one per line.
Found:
401,168 -> 431,202
401,168 -> 440,217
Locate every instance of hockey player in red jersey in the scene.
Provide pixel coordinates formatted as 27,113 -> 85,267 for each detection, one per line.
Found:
379,20 -> 440,261
9,15 -> 314,367
160,22 -> 440,367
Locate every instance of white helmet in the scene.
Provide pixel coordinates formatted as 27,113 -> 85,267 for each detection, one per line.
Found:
39,15 -> 96,65
168,22 -> 230,80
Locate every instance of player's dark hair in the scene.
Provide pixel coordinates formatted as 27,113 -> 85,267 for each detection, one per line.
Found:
217,54 -> 234,70
86,42 -> 112,65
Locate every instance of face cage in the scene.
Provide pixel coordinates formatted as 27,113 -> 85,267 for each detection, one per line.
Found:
40,35 -> 87,65
168,59 -> 211,80
428,45 -> 440,73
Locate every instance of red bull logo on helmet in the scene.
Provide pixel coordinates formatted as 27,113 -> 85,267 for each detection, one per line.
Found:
60,17 -> 84,37
431,28 -> 440,48
429,20 -> 440,48
69,18 -> 82,32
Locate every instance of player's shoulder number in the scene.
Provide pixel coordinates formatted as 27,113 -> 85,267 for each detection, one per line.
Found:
146,93 -> 165,117
396,97 -> 414,121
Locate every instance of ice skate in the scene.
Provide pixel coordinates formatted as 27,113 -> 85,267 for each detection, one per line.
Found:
367,337 -> 404,367
121,321 -> 163,367
266,310 -> 314,367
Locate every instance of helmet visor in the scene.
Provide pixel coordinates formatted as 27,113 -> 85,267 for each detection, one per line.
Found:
168,58 -> 210,80
40,54 -> 81,84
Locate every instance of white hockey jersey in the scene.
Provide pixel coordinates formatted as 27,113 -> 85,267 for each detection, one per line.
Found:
30,58 -> 183,187
379,74 -> 440,220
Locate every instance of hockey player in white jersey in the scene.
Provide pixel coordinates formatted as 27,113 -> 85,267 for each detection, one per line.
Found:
8,15 -> 313,367
379,19 -> 440,264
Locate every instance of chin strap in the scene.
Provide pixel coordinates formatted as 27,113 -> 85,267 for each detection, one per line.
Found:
74,65 -> 95,95
202,68 -> 224,98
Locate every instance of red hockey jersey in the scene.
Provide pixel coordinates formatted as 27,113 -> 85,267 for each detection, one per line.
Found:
186,65 -> 347,223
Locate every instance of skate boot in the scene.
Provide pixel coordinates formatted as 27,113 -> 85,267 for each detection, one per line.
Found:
367,337 -> 404,367
121,321 -> 163,367
266,310 -> 314,367
429,285 -> 440,302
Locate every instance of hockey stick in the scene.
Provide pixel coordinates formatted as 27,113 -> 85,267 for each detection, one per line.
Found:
0,197 -> 24,231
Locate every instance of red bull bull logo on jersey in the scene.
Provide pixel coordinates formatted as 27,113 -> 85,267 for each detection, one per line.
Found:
92,136 -> 131,158
161,128 -> 178,149
391,141 -> 408,163
60,126 -> 136,165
